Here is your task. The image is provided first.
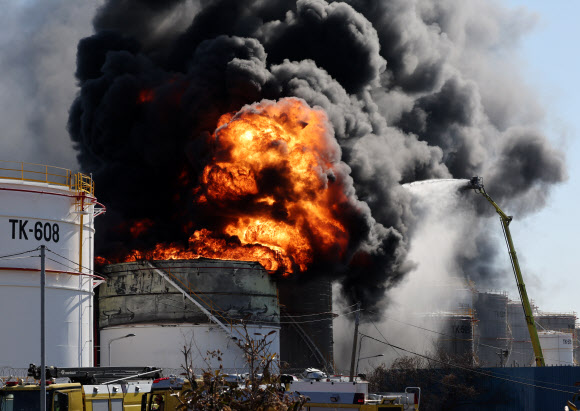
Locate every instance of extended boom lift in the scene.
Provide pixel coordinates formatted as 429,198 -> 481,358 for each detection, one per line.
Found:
468,177 -> 545,367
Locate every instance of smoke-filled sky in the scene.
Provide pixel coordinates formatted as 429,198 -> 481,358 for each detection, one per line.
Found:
0,0 -> 576,318
498,0 -> 579,314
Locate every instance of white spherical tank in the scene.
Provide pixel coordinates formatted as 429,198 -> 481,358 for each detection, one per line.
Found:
0,161 -> 102,369
538,331 -> 574,366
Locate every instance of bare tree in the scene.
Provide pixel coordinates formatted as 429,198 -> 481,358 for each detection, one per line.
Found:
175,322 -> 307,410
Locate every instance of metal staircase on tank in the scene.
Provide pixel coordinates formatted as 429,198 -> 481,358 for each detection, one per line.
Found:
145,261 -> 241,341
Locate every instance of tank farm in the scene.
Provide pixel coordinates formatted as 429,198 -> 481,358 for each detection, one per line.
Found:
2,159 -> 580,376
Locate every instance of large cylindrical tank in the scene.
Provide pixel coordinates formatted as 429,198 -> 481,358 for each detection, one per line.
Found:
474,292 -> 508,366
424,312 -> 474,360
277,277 -> 334,373
0,161 -> 97,369
574,327 -> 580,365
538,331 -> 574,366
99,259 -> 280,373
535,313 -> 576,366
507,301 -> 534,367
535,313 -> 576,334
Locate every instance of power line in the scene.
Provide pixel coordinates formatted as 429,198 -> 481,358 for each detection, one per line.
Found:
368,319 -> 403,359
281,303 -> 357,318
211,309 -> 361,325
365,310 -> 535,359
364,311 -> 577,384
0,256 -> 38,262
0,247 -> 40,260
45,248 -> 105,279
359,332 -> 579,395
378,312 -> 576,366
44,257 -> 106,281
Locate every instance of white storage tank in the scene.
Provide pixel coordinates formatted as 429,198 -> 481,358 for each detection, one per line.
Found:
538,331 -> 574,366
0,161 -> 101,369
99,259 -> 281,373
101,323 -> 281,374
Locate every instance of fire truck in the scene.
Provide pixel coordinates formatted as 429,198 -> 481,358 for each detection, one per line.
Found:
278,369 -> 419,411
140,376 -> 191,410
286,379 -> 420,411
0,364 -> 161,411
138,371 -> 421,410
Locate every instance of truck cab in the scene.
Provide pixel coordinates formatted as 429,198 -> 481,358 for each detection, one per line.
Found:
140,376 -> 190,411
0,382 -> 81,411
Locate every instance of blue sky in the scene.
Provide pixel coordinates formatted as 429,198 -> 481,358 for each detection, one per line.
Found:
501,1 -> 579,314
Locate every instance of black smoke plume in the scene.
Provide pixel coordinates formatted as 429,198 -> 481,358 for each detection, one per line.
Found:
69,0 -> 566,313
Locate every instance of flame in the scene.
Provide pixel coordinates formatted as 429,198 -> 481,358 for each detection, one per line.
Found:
123,98 -> 351,273
95,256 -> 111,266
137,89 -> 154,103
130,218 -> 154,238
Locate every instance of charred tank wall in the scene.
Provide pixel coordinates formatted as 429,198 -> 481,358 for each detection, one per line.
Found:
99,259 -> 279,328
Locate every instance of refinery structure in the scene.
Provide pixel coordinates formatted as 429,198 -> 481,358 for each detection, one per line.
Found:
0,160 -> 579,376
419,284 -> 578,368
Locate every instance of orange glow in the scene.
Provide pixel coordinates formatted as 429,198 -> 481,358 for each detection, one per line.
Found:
95,256 -> 111,266
130,219 -> 154,238
137,89 -> 154,103
123,98 -> 350,274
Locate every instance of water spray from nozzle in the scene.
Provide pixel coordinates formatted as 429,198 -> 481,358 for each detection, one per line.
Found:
468,176 -> 484,192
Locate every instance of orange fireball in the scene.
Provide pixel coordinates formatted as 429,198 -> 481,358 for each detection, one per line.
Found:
124,98 -> 351,274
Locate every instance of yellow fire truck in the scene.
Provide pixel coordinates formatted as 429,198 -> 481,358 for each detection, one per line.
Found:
0,365 -> 161,411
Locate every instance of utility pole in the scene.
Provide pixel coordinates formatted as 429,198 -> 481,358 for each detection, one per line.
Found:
40,245 -> 46,411
349,302 -> 361,382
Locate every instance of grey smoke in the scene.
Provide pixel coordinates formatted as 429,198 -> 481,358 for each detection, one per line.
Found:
0,0 -> 99,168
2,0 -> 566,313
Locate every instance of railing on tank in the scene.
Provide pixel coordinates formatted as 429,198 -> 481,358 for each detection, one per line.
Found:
72,172 -> 95,195
0,160 -> 94,195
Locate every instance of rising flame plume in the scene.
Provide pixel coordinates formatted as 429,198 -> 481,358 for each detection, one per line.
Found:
124,98 -> 352,274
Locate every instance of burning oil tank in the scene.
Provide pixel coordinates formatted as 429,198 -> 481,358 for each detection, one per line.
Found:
99,259 -> 280,372
0,161 -> 99,368
473,292 -> 509,366
276,277 -> 334,373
